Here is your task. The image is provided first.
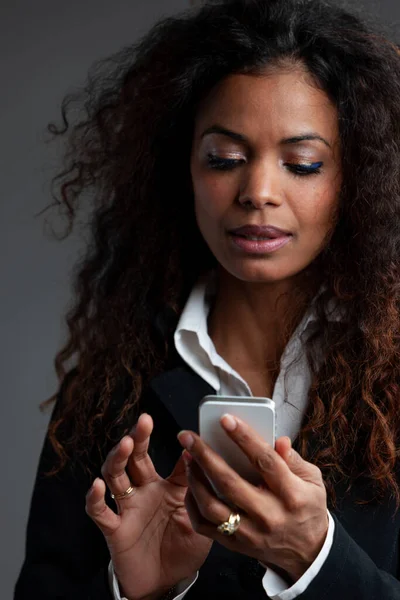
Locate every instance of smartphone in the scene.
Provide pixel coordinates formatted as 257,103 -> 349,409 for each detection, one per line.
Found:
199,395 -> 276,486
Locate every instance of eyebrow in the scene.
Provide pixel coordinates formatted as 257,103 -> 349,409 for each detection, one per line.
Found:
200,124 -> 331,149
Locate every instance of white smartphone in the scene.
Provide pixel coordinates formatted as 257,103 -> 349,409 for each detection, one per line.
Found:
199,395 -> 276,486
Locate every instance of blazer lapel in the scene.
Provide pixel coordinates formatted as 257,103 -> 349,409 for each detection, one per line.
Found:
146,315 -> 320,461
148,361 -> 319,458
149,364 -> 216,433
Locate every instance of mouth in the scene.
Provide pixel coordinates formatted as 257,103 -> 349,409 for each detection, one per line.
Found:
234,234 -> 281,241
227,225 -> 293,255
228,225 -> 292,239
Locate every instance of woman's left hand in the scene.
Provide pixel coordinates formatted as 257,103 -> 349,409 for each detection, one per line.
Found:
177,414 -> 329,583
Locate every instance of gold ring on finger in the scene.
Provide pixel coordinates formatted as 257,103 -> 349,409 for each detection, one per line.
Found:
111,485 -> 135,500
217,512 -> 241,536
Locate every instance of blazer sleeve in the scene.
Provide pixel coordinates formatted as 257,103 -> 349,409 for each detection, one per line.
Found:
14,371 -> 114,600
14,369 -> 183,600
296,513 -> 400,600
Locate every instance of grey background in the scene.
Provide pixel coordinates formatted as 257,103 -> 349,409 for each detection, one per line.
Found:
1,1 -> 399,598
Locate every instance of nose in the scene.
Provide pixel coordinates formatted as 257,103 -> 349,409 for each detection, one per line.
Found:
238,161 -> 283,209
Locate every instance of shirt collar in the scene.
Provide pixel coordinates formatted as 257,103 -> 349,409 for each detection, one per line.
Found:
173,271 -> 221,391
174,273 -> 213,336
174,271 -> 344,391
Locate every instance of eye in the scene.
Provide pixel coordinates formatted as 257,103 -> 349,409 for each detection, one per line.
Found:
285,162 -> 323,176
206,153 -> 245,171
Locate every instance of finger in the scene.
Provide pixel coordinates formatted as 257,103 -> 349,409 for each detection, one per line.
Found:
177,430 -> 279,518
167,450 -> 191,488
218,414 -> 299,499
285,446 -> 324,485
184,484 -> 250,552
126,413 -> 158,485
255,435 -> 290,494
185,489 -> 213,537
101,435 -> 135,498
85,478 -> 120,536
274,436 -> 323,487
178,421 -> 295,503
274,436 -> 292,463
187,458 -> 235,523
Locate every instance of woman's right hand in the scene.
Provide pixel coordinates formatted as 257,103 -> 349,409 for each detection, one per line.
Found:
85,413 -> 212,600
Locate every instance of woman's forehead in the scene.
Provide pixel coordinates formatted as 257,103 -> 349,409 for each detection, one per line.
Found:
193,70 -> 339,150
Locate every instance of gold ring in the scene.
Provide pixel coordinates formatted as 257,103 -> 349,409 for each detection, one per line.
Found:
217,512 -> 241,536
111,485 -> 135,500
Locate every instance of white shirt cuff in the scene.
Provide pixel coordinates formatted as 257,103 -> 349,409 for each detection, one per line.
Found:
262,510 -> 335,600
108,560 -> 199,600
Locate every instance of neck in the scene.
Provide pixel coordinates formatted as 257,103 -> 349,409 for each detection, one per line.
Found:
208,268 -> 315,390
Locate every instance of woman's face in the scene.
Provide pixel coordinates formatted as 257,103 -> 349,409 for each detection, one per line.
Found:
190,66 -> 342,283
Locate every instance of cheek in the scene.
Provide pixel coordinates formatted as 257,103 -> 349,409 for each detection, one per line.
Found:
193,174 -> 234,224
295,183 -> 339,239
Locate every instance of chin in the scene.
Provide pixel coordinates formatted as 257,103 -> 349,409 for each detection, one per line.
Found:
222,260 -> 299,284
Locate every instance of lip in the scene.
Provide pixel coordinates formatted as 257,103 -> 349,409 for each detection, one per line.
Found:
229,225 -> 292,238
228,224 -> 293,255
229,234 -> 292,255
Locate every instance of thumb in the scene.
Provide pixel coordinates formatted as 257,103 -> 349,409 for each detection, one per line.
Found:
167,450 -> 191,487
275,436 -> 292,462
276,436 -> 318,483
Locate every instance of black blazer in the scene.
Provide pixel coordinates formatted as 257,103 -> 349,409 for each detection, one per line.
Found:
15,358 -> 400,599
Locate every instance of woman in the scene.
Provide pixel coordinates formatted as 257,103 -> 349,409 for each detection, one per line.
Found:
15,0 -> 400,598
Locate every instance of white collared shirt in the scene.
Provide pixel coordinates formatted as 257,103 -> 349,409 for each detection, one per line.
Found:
111,273 -> 335,600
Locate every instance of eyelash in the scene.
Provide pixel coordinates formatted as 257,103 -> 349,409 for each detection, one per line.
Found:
206,154 -> 323,176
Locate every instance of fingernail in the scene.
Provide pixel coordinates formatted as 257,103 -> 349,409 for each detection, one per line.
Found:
285,437 -> 293,458
221,413 -> 237,432
177,430 -> 195,450
182,450 -> 193,466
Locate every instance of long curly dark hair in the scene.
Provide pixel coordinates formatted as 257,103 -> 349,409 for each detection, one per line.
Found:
41,0 -> 400,509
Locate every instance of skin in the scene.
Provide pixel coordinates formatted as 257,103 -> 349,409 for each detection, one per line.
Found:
191,66 -> 341,395
178,416 -> 328,582
86,66 -> 342,598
